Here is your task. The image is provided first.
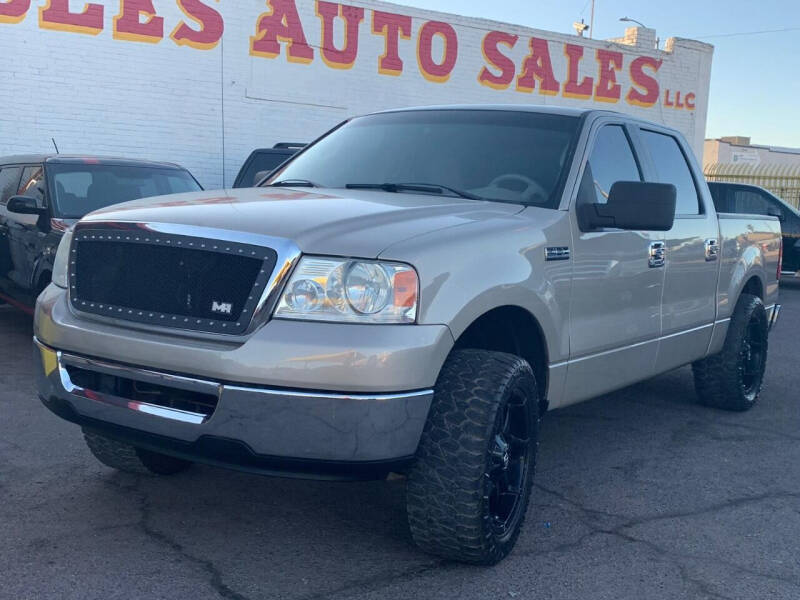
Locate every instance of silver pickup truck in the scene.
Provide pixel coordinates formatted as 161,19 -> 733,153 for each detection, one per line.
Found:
34,106 -> 782,565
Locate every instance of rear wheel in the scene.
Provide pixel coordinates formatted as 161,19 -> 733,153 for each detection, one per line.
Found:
406,349 -> 540,565
83,430 -> 192,475
692,293 -> 768,411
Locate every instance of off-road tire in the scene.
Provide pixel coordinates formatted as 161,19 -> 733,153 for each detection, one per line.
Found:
406,349 -> 540,565
692,293 -> 768,411
83,430 -> 192,475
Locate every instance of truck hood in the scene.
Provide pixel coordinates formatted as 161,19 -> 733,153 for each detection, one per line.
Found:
81,187 -> 524,257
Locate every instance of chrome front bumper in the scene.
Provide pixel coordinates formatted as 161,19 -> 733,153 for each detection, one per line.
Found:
34,339 -> 433,475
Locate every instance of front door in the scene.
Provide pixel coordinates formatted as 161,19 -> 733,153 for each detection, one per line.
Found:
563,121 -> 665,406
0,165 -> 24,289
6,165 -> 48,294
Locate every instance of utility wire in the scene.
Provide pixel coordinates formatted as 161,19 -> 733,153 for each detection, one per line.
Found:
695,26 -> 800,39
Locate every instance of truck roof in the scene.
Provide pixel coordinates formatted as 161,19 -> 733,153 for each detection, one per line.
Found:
370,104 -> 680,134
0,154 -> 187,170
373,104 -> 592,117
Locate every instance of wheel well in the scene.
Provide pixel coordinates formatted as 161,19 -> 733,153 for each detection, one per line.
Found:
453,306 -> 549,412
36,271 -> 52,294
742,276 -> 763,300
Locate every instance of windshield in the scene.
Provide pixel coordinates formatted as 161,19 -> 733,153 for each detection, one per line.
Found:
47,164 -> 201,219
267,110 -> 580,207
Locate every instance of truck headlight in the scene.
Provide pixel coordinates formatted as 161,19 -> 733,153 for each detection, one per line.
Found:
274,257 -> 418,323
51,228 -> 74,289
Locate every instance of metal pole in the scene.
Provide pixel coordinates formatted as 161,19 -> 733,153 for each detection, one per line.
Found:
589,0 -> 595,38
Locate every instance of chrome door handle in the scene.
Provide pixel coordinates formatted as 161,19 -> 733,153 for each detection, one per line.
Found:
705,238 -> 719,261
649,241 -> 666,268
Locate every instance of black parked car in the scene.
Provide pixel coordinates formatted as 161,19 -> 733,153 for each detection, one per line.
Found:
232,143 -> 305,188
708,181 -> 800,278
0,155 -> 202,312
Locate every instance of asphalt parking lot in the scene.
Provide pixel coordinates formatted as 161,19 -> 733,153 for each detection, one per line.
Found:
2,286 -> 799,600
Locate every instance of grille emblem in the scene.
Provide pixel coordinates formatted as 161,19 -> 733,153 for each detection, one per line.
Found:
211,301 -> 233,315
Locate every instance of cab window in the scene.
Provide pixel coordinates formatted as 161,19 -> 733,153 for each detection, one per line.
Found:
582,125 -> 642,205
730,188 -> 772,215
641,131 -> 700,215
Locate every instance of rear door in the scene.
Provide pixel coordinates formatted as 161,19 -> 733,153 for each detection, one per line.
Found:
564,119 -> 665,404
638,128 -> 720,372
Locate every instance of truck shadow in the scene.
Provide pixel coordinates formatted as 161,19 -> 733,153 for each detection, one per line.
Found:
11,292 -> 799,598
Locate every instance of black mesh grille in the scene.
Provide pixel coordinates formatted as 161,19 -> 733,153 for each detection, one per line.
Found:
70,229 -> 277,335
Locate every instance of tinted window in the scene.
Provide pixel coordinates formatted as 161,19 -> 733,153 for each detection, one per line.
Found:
19,166 -> 46,203
641,131 -> 700,215
0,166 -> 22,204
270,110 -> 581,207
730,189 -> 772,214
584,125 -> 642,204
47,164 -> 201,219
237,152 -> 294,188
707,183 -> 730,212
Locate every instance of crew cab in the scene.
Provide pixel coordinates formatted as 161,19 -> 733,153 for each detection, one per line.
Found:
33,107 -> 781,565
0,155 -> 201,312
708,181 -> 799,278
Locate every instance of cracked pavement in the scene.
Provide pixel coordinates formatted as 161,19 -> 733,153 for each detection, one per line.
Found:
2,285 -> 799,599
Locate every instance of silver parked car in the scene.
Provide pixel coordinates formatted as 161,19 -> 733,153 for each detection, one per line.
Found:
34,106 -> 781,564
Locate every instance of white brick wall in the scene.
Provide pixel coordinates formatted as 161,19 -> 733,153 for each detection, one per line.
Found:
0,1 -> 713,189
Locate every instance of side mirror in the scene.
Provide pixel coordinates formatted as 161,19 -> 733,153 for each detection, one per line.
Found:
767,207 -> 785,223
7,195 -> 45,215
584,182 -> 677,231
253,170 -> 271,186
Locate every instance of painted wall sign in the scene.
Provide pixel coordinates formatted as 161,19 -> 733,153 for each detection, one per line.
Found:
0,0 -> 700,111
0,0 -> 714,188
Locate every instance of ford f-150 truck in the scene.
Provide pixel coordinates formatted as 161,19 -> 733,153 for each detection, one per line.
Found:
34,106 -> 782,565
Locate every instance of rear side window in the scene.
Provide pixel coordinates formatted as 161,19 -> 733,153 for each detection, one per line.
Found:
583,125 -> 642,204
729,188 -> 772,215
0,166 -> 22,204
641,131 -> 700,215
237,152 -> 292,188
707,184 -> 731,213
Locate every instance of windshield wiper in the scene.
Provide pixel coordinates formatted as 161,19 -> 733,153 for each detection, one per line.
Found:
345,182 -> 482,201
267,179 -> 318,188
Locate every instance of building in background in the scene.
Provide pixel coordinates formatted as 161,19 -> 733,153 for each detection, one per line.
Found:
0,1 -> 713,189
704,137 -> 800,169
704,137 -> 800,208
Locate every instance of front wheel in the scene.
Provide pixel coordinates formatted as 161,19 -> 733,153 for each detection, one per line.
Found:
406,349 -> 540,565
692,293 -> 768,411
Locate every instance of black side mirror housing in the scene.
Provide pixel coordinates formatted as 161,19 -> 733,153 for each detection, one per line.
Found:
584,181 -> 677,231
7,195 -> 45,215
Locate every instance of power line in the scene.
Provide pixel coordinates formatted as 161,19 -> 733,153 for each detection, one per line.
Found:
695,26 -> 800,39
